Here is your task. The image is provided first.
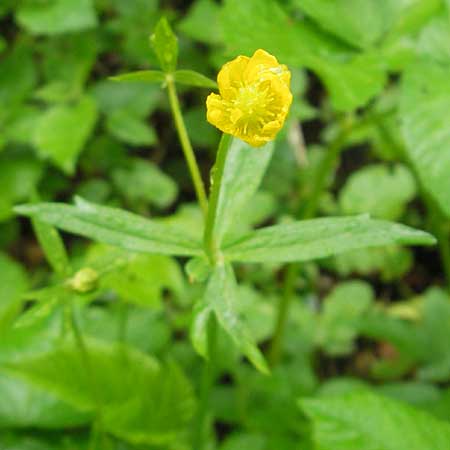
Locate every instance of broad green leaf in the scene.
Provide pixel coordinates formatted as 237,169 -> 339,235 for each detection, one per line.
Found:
150,17 -> 178,73
0,155 -> 43,222
178,0 -> 224,45
294,0 -> 403,49
0,374 -> 90,429
32,219 -> 70,276
0,253 -> 29,330
224,216 -> 435,263
106,111 -> 157,146
173,70 -> 217,88
316,281 -> 374,356
111,159 -> 177,208
110,70 -> 165,83
14,197 -> 202,257
400,60 -> 450,217
2,339 -> 195,446
16,0 -> 98,35
339,164 -> 416,220
302,391 -> 450,450
192,264 -> 269,374
33,96 -> 98,174
212,138 -> 274,246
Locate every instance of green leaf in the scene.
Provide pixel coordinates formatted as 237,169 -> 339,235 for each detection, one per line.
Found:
0,252 -> 29,330
317,281 -> 374,356
173,70 -> 217,89
338,164 -> 417,220
0,374 -> 90,429
32,219 -> 70,276
111,158 -> 177,208
293,0 -> 402,49
192,264 -> 269,374
110,70 -> 166,84
33,96 -> 98,175
212,138 -> 274,246
301,391 -> 450,450
2,339 -> 195,446
178,0 -> 224,45
106,111 -> 157,147
16,0 -> 98,35
400,60 -> 450,217
418,14 -> 450,64
14,197 -> 202,257
224,216 -> 435,263
150,17 -> 178,73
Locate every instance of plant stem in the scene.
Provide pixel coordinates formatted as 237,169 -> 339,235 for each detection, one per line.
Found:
192,314 -> 218,450
166,76 -> 208,218
69,306 -> 102,450
204,133 -> 232,263
268,264 -> 299,367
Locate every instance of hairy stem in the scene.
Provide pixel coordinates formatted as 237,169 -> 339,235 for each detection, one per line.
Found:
166,76 -> 209,218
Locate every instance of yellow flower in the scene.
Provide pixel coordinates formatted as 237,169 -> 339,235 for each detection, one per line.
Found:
206,49 -> 292,147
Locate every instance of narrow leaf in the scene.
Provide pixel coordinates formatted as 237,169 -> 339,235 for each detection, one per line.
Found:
150,17 -> 178,73
14,197 -> 202,257
224,216 -> 435,263
110,70 -> 166,84
173,70 -> 217,88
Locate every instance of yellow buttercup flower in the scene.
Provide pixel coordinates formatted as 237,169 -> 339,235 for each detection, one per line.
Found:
206,49 -> 292,147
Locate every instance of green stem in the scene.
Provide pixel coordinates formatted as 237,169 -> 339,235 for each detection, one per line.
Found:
69,306 -> 102,450
204,133 -> 232,263
166,76 -> 208,217
192,315 -> 218,450
268,264 -> 299,367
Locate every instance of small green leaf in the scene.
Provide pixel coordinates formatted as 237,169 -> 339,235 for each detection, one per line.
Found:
110,70 -> 166,84
16,0 -> 98,35
173,70 -> 217,89
192,265 -> 269,374
106,111 -> 157,147
14,197 -> 202,257
150,17 -> 178,73
33,95 -> 98,175
224,216 -> 435,263
301,391 -> 450,450
31,219 -> 70,276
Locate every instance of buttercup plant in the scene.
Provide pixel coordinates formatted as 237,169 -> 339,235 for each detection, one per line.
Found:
13,16 -> 438,450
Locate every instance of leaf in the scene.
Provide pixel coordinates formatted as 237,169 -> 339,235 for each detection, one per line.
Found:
111,158 -> 177,208
293,0 -> 402,49
192,264 -> 269,374
32,219 -> 70,276
400,60 -> 450,217
14,197 -> 202,257
150,17 -> 178,73
173,70 -> 217,88
316,281 -> 374,356
418,14 -> 450,64
33,96 -> 98,174
301,391 -> 450,450
2,339 -> 195,446
110,70 -> 166,83
0,374 -> 90,429
223,216 -> 435,263
338,164 -> 417,220
178,0 -> 224,45
0,252 -> 29,330
106,111 -> 157,146
16,0 -> 98,35
212,138 -> 274,246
